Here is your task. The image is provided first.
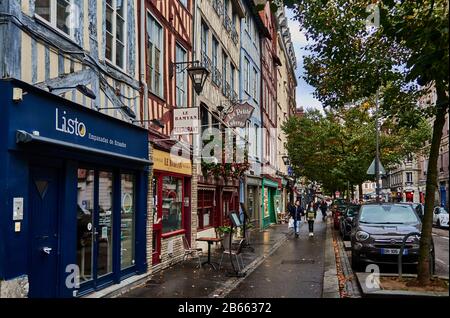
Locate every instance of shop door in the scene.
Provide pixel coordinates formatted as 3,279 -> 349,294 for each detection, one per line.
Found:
29,166 -> 60,298
152,175 -> 162,264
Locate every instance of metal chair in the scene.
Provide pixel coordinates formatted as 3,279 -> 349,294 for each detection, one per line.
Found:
219,239 -> 245,271
182,235 -> 203,268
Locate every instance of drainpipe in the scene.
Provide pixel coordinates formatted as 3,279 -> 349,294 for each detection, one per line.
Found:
140,0 -> 149,129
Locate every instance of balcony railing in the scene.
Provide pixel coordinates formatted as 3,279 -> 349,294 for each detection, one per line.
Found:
212,66 -> 222,87
222,81 -> 230,98
211,0 -> 223,16
201,53 -> 212,72
223,14 -> 232,33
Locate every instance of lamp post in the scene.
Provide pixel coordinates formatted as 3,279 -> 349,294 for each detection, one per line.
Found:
375,88 -> 381,203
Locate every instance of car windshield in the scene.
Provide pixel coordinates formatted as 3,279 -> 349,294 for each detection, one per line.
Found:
359,205 -> 419,224
346,205 -> 360,216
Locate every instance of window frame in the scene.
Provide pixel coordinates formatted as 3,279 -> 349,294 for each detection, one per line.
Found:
34,0 -> 76,39
146,11 -> 164,98
105,0 -> 128,70
175,43 -> 188,108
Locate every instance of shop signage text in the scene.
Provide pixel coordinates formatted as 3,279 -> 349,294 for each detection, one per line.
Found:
224,103 -> 255,128
173,108 -> 199,135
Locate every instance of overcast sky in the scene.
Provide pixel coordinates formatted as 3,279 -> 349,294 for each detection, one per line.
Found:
286,9 -> 323,112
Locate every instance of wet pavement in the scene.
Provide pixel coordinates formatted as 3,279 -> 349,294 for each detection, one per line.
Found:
225,217 -> 327,298
120,224 -> 290,298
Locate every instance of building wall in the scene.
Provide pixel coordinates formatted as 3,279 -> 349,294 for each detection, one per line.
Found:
1,0 -> 141,122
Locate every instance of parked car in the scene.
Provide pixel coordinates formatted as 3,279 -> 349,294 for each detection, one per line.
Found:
350,203 -> 435,272
433,207 -> 449,228
339,204 -> 361,240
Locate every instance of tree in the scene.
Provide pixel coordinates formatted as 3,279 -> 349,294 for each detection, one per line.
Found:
282,0 -> 448,284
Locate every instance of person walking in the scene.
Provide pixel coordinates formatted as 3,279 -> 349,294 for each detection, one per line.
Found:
306,202 -> 317,237
289,200 -> 304,237
320,200 -> 328,221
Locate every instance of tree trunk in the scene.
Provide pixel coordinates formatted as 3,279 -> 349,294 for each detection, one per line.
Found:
359,184 -> 363,201
417,85 -> 448,285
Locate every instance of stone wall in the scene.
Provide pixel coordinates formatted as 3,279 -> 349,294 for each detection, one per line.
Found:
0,276 -> 29,298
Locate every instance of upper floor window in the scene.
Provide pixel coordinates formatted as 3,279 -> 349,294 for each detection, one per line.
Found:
222,51 -> 228,86
230,63 -> 236,93
212,36 -> 219,69
201,21 -> 209,56
243,58 -> 250,93
252,67 -> 258,101
35,0 -> 76,37
147,13 -> 164,97
406,172 -> 413,183
106,0 -> 127,69
176,44 -> 187,108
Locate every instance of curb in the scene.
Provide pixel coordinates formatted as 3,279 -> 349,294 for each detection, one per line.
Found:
322,217 -> 340,298
209,230 -> 290,298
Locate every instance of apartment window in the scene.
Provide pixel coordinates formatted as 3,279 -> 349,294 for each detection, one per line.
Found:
254,124 -> 259,160
222,51 -> 228,90
35,0 -> 76,37
252,67 -> 258,101
223,0 -> 229,17
147,13 -> 164,96
406,172 -> 413,183
244,58 -> 250,93
230,64 -> 236,93
201,21 -> 209,56
176,44 -> 187,108
212,36 -> 219,69
104,0 -> 127,69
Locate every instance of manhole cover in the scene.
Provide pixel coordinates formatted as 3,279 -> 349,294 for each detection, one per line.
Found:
281,259 -> 315,265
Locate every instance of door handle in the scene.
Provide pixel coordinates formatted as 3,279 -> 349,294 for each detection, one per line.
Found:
42,247 -> 52,255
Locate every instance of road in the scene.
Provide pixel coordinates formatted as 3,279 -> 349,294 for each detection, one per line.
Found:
225,217 -> 327,298
432,227 -> 449,277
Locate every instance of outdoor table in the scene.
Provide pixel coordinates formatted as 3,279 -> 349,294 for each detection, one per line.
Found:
196,237 -> 222,269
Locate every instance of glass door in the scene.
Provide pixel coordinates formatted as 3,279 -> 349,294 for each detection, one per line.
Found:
77,169 -> 114,291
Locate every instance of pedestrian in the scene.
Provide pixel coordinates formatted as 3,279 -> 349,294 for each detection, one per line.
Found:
306,202 -> 317,237
320,200 -> 328,221
289,200 -> 303,237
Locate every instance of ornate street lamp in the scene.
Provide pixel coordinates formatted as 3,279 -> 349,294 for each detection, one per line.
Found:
282,155 -> 290,166
171,60 -> 209,95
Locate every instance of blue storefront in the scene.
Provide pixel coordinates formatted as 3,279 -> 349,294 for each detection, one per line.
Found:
0,79 -> 151,298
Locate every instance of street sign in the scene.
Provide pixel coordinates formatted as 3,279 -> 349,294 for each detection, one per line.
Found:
367,158 -> 386,175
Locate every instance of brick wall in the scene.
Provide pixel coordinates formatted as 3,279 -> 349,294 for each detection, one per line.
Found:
146,145 -> 154,273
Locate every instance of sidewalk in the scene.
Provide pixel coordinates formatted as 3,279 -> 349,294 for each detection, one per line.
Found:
119,224 -> 290,298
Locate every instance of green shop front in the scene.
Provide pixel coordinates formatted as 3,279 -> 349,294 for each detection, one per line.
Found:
261,177 -> 279,228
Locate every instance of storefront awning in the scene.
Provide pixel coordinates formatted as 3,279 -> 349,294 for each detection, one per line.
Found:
16,130 -> 152,166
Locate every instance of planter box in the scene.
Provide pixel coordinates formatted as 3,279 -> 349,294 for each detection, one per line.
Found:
356,273 -> 449,298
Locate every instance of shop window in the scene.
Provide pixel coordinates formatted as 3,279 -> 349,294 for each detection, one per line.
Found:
76,169 -> 95,283
147,13 -> 164,97
198,190 -> 214,229
98,171 -> 113,277
162,176 -> 183,233
120,174 -> 135,269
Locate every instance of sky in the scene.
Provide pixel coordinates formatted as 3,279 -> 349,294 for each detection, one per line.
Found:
285,9 -> 323,112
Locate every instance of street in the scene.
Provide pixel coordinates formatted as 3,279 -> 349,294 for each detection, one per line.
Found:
433,228 -> 449,277
226,218 -> 327,298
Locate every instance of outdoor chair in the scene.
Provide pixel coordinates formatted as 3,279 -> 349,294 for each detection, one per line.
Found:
182,235 -> 203,268
218,239 -> 245,271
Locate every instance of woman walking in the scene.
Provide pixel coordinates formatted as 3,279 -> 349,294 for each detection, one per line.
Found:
289,200 -> 304,237
306,202 -> 317,237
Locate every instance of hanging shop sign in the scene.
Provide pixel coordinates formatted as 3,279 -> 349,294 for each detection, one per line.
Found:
173,107 -> 199,135
224,102 -> 255,128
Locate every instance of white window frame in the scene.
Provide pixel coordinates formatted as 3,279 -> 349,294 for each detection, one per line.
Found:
252,67 -> 258,101
176,43 -> 188,108
244,57 -> 250,93
34,0 -> 76,39
105,0 -> 128,70
147,11 -> 164,97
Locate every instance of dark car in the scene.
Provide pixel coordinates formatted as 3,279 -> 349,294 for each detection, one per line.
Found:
350,203 -> 435,272
339,204 -> 361,240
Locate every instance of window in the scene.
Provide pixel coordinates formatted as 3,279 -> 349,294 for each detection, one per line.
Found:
230,63 -> 236,93
35,0 -> 75,37
254,124 -> 259,160
98,171 -> 114,277
212,36 -> 219,69
243,57 -> 250,93
406,172 -> 413,183
179,0 -> 188,7
121,174 -> 135,269
222,51 -> 228,93
198,190 -> 214,229
106,0 -> 127,69
201,21 -> 209,56
252,67 -> 258,101
176,44 -> 187,108
147,13 -> 164,96
162,176 -> 183,233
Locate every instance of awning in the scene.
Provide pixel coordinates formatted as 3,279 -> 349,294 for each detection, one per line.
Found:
16,130 -> 152,166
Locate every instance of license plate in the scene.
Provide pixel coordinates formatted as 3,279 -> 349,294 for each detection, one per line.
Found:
382,248 -> 408,255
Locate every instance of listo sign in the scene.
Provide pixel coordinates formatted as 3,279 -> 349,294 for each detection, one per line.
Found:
55,108 -> 87,137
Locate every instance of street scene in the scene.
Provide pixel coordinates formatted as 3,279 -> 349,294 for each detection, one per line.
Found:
0,0 -> 448,301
